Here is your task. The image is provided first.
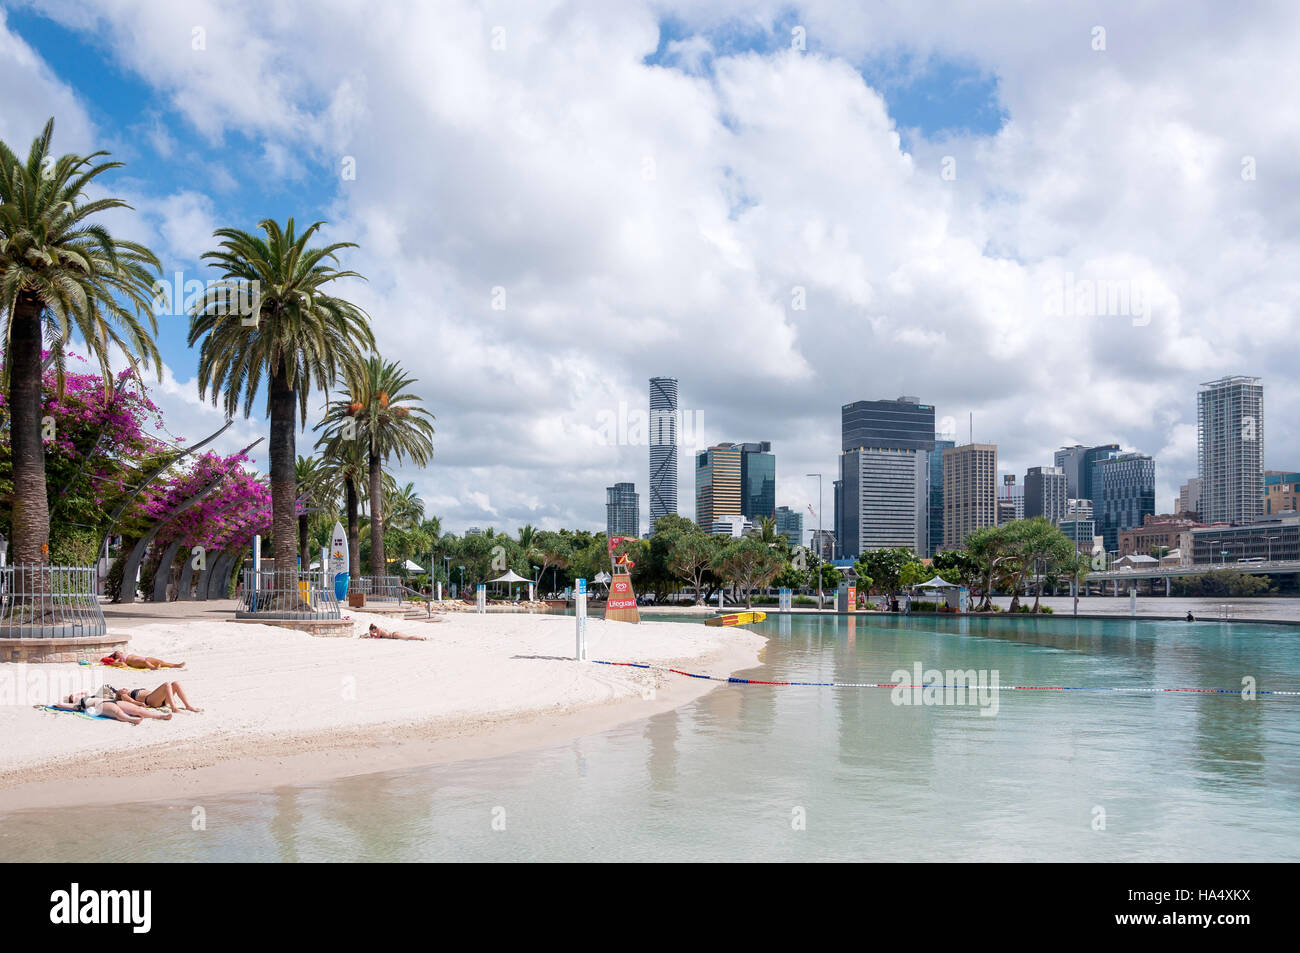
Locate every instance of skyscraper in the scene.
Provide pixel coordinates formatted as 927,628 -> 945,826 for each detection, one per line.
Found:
837,397 -> 934,557
1025,466 -> 1068,523
775,506 -> 804,546
1053,446 -> 1087,498
1198,376 -> 1264,525
605,482 -> 639,537
695,444 -> 742,530
1176,477 -> 1202,518
648,377 -> 678,532
738,441 -> 776,520
1093,451 -> 1156,552
943,444 -> 998,549
928,437 -> 956,556
1054,443 -> 1120,502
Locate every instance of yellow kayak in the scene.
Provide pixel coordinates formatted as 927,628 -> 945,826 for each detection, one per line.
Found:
705,610 -> 768,627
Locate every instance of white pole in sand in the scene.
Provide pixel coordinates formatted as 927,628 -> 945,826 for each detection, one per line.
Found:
575,578 -> 588,660
476,584 -> 486,614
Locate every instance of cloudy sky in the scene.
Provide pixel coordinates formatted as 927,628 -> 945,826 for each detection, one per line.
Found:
3,0 -> 1297,537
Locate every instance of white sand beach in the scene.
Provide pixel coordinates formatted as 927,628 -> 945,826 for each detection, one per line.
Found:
0,612 -> 764,811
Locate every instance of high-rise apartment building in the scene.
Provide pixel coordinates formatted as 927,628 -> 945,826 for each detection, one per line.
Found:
1198,376 -> 1264,525
837,397 -> 934,557
775,506 -> 804,546
695,444 -> 742,530
605,482 -> 639,538
1093,451 -> 1156,552
1025,466 -> 1068,523
928,437 -> 956,556
648,377 -> 678,533
943,444 -> 998,548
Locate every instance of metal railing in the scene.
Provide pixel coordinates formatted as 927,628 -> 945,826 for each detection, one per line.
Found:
236,569 -> 341,620
397,584 -> 433,618
0,565 -> 108,639
348,574 -> 404,603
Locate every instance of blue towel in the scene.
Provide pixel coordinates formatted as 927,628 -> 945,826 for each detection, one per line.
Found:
34,705 -> 115,722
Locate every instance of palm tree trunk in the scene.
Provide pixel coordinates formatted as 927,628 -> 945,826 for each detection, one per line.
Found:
299,513 -> 310,571
268,363 -> 300,604
8,295 -> 51,569
368,450 -> 385,578
345,476 -> 361,580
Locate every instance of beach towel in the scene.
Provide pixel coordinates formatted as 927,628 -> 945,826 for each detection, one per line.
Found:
33,705 -> 115,722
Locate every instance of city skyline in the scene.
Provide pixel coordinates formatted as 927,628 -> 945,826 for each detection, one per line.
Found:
589,372 -> 1280,547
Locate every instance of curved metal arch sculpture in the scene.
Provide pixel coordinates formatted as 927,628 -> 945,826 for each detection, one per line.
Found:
150,540 -> 186,603
117,438 -> 263,603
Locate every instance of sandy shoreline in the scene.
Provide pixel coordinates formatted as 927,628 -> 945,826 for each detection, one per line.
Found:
0,611 -> 764,812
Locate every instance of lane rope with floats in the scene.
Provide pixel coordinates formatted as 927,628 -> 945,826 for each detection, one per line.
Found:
589,660 -> 1300,696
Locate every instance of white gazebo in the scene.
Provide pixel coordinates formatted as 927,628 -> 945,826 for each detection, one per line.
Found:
915,575 -> 961,611
488,569 -> 532,600
917,575 -> 959,590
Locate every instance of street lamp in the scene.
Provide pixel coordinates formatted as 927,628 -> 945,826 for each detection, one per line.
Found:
1267,536 -> 1280,562
458,565 -> 465,593
806,473 -> 823,611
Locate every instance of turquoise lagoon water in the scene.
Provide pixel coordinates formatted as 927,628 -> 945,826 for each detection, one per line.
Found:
2,613 -> 1298,861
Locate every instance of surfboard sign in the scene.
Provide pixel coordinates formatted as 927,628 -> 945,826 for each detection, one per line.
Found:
329,521 -> 349,601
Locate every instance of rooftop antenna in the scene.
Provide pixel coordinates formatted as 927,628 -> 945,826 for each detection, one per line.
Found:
969,412 -> 973,444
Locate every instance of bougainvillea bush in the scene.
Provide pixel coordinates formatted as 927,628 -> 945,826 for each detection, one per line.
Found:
1,353 -> 271,581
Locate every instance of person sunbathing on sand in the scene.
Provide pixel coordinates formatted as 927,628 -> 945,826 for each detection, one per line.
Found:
364,623 -> 427,641
100,650 -> 185,670
116,681 -> 202,713
49,691 -> 172,725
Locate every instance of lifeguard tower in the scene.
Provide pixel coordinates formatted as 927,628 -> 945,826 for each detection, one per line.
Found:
604,536 -> 641,623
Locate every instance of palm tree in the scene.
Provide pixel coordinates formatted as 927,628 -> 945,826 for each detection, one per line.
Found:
517,524 -> 537,553
316,422 -> 368,583
0,118 -> 160,572
188,219 -> 373,600
317,356 -> 433,578
295,454 -> 338,570
748,515 -> 781,546
388,481 -> 425,531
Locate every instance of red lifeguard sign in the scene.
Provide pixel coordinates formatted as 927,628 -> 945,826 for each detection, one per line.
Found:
605,536 -> 641,624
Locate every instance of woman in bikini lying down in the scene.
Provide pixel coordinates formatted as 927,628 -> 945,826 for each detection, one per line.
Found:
115,681 -> 202,713
48,689 -> 173,725
100,650 -> 185,670
364,623 -> 427,641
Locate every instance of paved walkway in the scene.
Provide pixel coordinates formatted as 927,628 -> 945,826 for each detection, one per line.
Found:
100,599 -> 241,632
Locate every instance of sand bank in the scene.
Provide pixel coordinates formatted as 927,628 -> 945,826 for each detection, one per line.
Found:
0,611 -> 764,811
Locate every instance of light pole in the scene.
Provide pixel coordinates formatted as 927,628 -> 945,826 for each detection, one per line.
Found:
1268,536 -> 1280,562
806,473 -> 823,611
